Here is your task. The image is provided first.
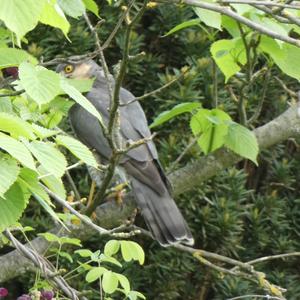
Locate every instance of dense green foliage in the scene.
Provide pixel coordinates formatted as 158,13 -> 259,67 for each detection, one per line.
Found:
1,0 -> 300,299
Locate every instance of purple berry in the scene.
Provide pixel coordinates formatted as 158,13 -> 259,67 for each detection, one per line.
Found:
41,290 -> 54,300
2,67 -> 19,79
17,295 -> 31,300
0,288 -> 8,297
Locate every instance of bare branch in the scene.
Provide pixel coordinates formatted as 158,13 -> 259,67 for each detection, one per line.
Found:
163,0 -> 300,47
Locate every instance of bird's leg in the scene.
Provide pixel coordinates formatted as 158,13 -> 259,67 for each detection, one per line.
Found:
105,182 -> 129,206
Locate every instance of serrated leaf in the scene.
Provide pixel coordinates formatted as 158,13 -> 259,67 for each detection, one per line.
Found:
163,19 -> 201,37
48,96 -> 74,115
24,140 -> 67,178
194,4 -> 221,30
0,182 -> 30,231
0,154 -> 19,197
17,168 -> 66,227
58,0 -> 85,18
0,0 -> 46,41
102,270 -> 119,294
86,266 -> 107,283
0,132 -> 36,170
116,273 -> 130,294
150,102 -> 201,128
56,135 -> 97,167
211,38 -> 246,82
31,124 -> 59,139
38,165 -> 66,200
83,0 -> 99,17
0,112 -> 35,139
0,48 -> 37,68
19,62 -> 61,105
60,79 -> 103,124
104,240 -> 120,256
39,1 -> 70,37
225,122 -> 259,164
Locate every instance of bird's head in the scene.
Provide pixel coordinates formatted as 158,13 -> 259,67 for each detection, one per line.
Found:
56,58 -> 104,79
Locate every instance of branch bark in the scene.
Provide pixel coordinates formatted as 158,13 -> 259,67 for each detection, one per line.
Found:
1,103 -> 300,283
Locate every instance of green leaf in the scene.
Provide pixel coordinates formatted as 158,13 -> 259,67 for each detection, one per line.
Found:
211,38 -> 246,82
48,96 -> 74,115
0,182 -> 30,231
116,273 -> 130,294
31,124 -> 59,139
120,241 -> 145,265
24,140 -> 67,178
104,240 -> 120,256
194,4 -> 221,30
39,232 -> 61,242
38,165 -> 66,200
60,236 -> 82,246
0,48 -> 37,68
60,78 -> 103,124
18,168 -> 50,203
75,249 -> 93,257
163,19 -> 201,37
224,122 -> 259,164
39,0 -> 70,37
58,0 -> 85,18
0,132 -> 36,170
221,16 -> 240,38
17,168 -> 66,227
19,62 -> 61,105
56,135 -> 98,167
190,109 -> 232,154
82,0 -> 99,17
0,0 -> 46,41
0,97 -> 13,113
99,254 -> 122,267
0,154 -> 19,197
127,291 -> 146,300
0,112 -> 35,139
86,266 -> 107,283
150,102 -> 201,128
102,270 -> 119,294
65,78 -> 95,93
58,251 -> 73,263
259,37 -> 300,80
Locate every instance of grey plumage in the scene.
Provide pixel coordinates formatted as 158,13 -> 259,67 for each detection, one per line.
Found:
57,59 -> 194,246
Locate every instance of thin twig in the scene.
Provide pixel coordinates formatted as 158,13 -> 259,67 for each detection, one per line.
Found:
167,137 -> 198,174
42,184 -> 109,235
65,170 -> 81,201
0,89 -> 25,97
248,69 -> 271,124
121,68 -> 189,106
101,0 -> 136,50
5,229 -> 83,300
219,0 -> 300,10
163,0 -> 300,47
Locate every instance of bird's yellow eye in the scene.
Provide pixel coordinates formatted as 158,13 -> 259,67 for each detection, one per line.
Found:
64,65 -> 74,73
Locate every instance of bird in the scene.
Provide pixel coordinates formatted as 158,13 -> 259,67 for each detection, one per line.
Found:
56,58 -> 194,246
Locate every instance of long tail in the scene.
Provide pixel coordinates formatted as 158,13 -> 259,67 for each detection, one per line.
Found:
131,178 -> 194,246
